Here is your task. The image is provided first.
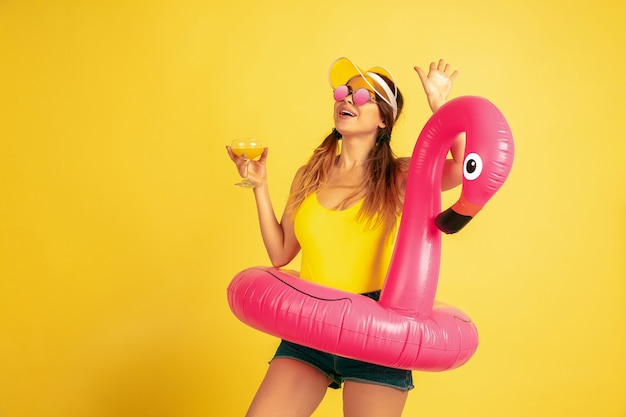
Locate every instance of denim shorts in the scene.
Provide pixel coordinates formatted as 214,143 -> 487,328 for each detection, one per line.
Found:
271,290 -> 414,392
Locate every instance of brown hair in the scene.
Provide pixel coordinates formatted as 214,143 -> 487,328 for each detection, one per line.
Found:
286,73 -> 405,235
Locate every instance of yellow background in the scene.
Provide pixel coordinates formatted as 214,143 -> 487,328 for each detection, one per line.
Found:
1,0 -> 624,416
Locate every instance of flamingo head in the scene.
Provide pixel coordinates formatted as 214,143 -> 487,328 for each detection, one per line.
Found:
436,123 -> 514,234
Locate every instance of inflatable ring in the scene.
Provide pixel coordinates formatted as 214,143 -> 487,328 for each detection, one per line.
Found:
227,96 -> 514,371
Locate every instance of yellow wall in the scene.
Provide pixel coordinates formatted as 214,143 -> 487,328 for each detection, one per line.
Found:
1,0 -> 624,416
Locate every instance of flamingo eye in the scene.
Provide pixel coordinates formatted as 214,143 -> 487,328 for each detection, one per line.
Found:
463,153 -> 483,181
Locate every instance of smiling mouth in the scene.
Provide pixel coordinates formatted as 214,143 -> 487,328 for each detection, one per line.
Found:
340,109 -> 356,117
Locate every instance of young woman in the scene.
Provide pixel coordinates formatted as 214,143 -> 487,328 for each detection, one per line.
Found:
227,58 -> 465,417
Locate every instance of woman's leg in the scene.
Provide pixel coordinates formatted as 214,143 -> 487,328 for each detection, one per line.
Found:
342,381 -> 409,417
245,357 -> 330,417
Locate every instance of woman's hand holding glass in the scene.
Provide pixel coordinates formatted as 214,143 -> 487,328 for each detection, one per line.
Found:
226,139 -> 268,188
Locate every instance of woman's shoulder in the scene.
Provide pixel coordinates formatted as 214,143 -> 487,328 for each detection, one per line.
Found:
287,164 -> 314,206
396,157 -> 410,201
294,164 -> 308,177
289,164 -> 310,190
397,157 -> 410,173
396,157 -> 410,181
290,165 -> 307,185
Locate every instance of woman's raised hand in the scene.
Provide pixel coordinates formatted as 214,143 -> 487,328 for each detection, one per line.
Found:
414,59 -> 458,113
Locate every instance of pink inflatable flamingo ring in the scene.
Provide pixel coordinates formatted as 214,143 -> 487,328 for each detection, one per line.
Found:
227,95 -> 514,371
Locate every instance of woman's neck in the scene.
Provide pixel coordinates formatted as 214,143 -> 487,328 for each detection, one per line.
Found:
337,135 -> 374,168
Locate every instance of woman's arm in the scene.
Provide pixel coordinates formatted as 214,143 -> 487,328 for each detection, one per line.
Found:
251,167 -> 302,267
414,59 -> 465,191
441,133 -> 465,191
226,146 -> 301,267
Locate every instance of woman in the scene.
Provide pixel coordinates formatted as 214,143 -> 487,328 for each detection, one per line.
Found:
227,58 -> 465,417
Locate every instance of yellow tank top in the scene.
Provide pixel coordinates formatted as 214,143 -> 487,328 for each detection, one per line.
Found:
294,193 -> 396,293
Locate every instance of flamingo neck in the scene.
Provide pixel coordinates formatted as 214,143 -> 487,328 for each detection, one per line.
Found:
378,123 -> 458,317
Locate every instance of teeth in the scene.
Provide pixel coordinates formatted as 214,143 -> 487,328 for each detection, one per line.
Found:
341,110 -> 355,116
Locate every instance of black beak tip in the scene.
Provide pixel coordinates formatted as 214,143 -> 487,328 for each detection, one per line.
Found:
435,208 -> 473,234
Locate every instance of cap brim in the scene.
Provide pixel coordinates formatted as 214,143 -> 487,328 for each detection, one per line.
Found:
328,57 -> 367,89
328,57 -> 395,104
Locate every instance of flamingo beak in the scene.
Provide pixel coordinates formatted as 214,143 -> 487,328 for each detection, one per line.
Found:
435,195 -> 483,234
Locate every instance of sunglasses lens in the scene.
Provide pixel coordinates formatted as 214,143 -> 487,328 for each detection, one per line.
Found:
353,88 -> 372,105
333,85 -> 349,102
333,86 -> 374,105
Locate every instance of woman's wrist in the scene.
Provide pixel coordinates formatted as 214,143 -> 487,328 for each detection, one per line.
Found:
252,181 -> 269,195
430,98 -> 445,113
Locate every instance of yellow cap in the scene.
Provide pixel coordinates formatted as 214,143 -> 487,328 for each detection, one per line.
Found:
328,57 -> 398,118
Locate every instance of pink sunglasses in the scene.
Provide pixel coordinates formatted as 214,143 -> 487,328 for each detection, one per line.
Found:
333,85 -> 376,106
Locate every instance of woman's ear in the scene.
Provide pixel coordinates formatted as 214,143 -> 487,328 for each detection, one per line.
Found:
378,121 -> 386,129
